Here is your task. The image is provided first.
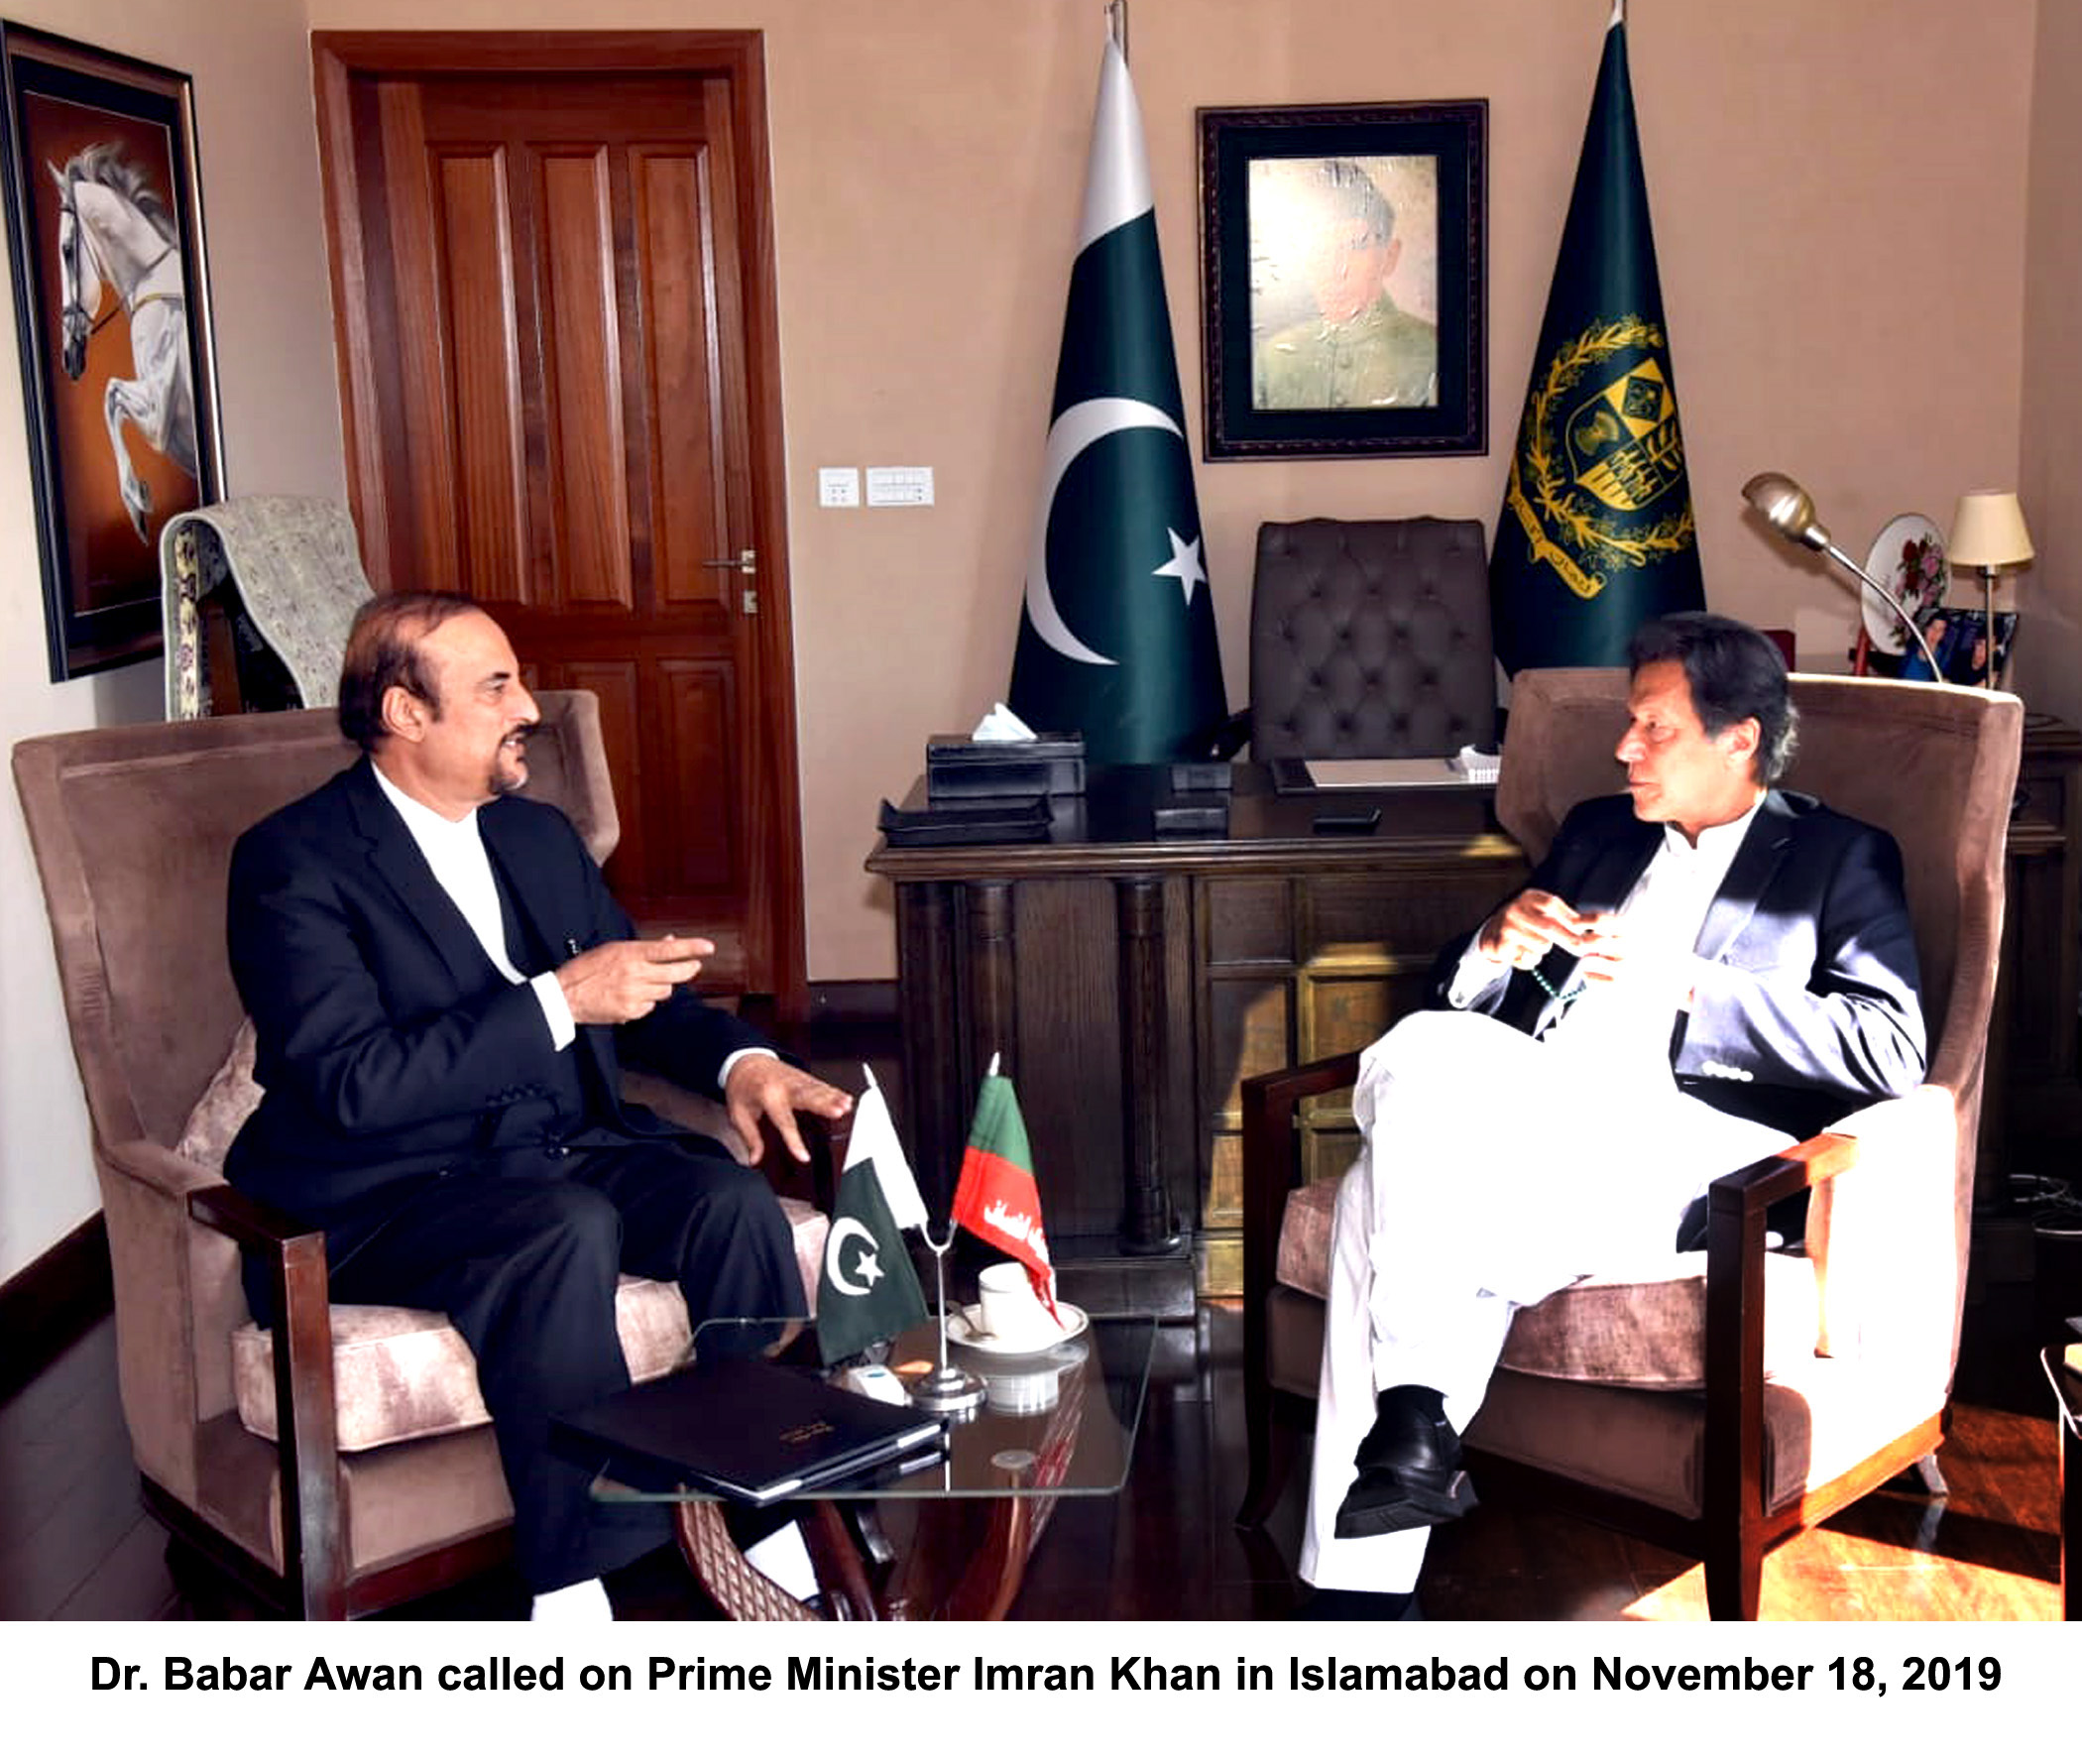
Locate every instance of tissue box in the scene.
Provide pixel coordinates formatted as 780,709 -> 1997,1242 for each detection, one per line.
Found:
926,733 -> 1086,800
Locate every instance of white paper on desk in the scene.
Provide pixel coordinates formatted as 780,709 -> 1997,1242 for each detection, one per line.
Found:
1305,757 -> 1463,788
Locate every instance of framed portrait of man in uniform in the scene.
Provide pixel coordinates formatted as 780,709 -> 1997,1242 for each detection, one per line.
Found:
1199,101 -> 1485,460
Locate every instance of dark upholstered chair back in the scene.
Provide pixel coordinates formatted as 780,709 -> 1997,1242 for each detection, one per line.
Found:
1248,517 -> 1495,760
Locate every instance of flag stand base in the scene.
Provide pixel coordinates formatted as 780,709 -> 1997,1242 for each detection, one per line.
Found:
910,1362 -> 985,1416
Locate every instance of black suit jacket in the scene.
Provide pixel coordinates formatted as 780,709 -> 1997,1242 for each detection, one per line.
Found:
1430,790 -> 1927,1144
224,758 -> 764,1249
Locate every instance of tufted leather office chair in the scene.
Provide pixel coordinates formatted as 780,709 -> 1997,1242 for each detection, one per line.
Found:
1244,517 -> 1496,760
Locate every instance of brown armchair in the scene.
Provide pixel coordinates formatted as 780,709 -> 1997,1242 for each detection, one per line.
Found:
13,692 -> 832,1618
1236,670 -> 2023,1618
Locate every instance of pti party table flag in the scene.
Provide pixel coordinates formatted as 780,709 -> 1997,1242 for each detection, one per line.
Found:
951,1056 -> 1061,1324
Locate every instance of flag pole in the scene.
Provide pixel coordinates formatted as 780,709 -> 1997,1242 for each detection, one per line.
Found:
909,1061 -> 990,1416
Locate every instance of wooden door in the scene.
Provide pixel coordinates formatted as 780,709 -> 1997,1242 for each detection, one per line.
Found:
313,34 -> 804,1005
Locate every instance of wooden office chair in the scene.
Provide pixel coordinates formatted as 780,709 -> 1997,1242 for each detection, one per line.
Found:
13,693 -> 832,1618
1235,670 -> 2022,1618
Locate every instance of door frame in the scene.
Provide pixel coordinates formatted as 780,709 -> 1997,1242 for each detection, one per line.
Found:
310,30 -> 808,1014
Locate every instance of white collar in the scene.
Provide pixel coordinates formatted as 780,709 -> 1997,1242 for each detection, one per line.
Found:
1660,793 -> 1765,866
371,759 -> 483,847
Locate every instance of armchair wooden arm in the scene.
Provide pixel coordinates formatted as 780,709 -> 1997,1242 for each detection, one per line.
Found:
185,1181 -> 348,1618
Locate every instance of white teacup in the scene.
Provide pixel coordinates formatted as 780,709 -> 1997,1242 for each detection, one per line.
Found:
973,1260 -> 1060,1349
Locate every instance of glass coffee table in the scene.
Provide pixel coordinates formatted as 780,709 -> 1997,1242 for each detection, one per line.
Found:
589,1312 -> 1155,1619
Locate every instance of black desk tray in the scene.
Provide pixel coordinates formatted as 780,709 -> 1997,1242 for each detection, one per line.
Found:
877,793 -> 1051,847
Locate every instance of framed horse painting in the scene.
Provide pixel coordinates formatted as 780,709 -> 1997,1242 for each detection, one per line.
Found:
0,24 -> 221,680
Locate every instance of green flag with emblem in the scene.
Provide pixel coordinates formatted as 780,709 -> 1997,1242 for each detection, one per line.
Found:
1489,1 -> 1704,673
1006,35 -> 1226,762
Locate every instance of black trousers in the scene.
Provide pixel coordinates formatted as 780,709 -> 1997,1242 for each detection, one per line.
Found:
323,1136 -> 797,1592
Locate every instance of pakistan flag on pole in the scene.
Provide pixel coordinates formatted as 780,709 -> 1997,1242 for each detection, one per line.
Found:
1006,34 -> 1226,762
1488,0 -> 1703,673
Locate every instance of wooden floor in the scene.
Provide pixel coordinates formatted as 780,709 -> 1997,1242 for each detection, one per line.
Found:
0,1281 -> 2064,1622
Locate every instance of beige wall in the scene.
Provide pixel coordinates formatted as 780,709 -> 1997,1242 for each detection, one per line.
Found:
0,0 -> 2047,1281
2022,0 -> 2081,728
0,0 -> 342,1284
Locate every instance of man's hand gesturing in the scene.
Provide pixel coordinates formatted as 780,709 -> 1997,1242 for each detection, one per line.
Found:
557,935 -> 712,1024
725,1052 -> 854,1165
1476,889 -> 1621,981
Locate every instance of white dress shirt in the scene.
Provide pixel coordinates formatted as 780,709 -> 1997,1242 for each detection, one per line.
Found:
1448,795 -> 1765,1081
371,764 -> 771,1090
372,764 -> 577,1048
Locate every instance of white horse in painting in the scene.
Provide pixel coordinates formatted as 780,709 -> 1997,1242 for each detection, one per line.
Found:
51,144 -> 197,540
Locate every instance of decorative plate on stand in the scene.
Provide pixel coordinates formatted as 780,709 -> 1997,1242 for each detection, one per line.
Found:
1859,515 -> 1948,662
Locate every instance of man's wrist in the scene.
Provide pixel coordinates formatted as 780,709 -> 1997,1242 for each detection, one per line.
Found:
529,972 -> 577,1050
718,1045 -> 780,1092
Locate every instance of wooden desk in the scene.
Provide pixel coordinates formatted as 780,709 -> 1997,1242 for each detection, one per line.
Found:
866,765 -> 1527,1305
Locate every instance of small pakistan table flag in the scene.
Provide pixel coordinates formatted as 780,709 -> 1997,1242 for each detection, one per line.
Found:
814,1069 -> 928,1364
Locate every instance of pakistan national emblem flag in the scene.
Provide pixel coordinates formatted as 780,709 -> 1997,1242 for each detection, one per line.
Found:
1489,0 -> 1704,673
1006,35 -> 1227,762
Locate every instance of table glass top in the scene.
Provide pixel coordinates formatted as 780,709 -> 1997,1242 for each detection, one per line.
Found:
588,1313 -> 1155,1504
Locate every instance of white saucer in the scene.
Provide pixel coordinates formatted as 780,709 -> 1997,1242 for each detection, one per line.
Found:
946,1301 -> 1090,1357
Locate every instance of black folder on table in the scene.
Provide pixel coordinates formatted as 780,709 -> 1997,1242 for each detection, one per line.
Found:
552,1356 -> 947,1505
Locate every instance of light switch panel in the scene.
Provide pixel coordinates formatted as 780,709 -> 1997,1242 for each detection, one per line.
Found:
866,466 -> 934,507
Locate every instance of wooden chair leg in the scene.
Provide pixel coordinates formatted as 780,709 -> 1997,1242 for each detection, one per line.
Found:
1704,1526 -> 1764,1620
1236,1396 -> 1305,1528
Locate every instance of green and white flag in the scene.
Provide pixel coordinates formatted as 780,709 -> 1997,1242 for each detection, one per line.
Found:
815,1153 -> 929,1365
846,1065 -> 926,1234
1489,0 -> 1704,672
1006,34 -> 1226,762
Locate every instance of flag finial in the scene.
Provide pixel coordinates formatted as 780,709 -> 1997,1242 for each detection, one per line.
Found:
1107,0 -> 1128,58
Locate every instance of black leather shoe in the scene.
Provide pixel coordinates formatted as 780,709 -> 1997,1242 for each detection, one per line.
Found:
1333,1385 -> 1477,1539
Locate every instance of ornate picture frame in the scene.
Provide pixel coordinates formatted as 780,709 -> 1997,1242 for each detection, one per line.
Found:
0,23 -> 222,680
1198,100 -> 1486,461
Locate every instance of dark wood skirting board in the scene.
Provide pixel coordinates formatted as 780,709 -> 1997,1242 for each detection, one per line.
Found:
0,1213 -> 112,1401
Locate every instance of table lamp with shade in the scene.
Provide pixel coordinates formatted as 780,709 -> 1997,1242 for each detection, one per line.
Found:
1741,472 -> 1945,679
1946,491 -> 2032,689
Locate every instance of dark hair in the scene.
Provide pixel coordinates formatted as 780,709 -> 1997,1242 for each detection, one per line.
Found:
1626,612 -> 1798,785
336,592 -> 482,754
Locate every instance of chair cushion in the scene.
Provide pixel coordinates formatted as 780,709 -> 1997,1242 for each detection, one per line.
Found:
1276,1177 -> 1822,1389
232,1195 -> 828,1452
174,1016 -> 263,1172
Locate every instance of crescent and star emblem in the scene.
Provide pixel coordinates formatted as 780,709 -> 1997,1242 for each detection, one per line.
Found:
824,1218 -> 882,1297
1023,396 -> 1206,667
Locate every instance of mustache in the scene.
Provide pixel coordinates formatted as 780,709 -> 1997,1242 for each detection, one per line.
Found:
502,720 -> 539,742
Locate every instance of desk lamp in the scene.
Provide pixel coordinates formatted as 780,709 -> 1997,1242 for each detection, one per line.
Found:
1741,472 -> 1944,680
1946,491 -> 2032,688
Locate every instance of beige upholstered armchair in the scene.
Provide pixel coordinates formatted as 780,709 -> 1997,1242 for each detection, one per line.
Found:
14,693 -> 831,1618
1235,670 -> 2023,1618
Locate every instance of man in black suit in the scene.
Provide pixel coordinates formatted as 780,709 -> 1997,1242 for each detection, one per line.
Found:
225,592 -> 851,1617
1297,613 -> 1926,1617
